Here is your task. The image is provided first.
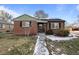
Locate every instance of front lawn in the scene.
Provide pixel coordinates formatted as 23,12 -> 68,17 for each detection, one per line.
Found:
0,32 -> 36,55
46,38 -> 79,55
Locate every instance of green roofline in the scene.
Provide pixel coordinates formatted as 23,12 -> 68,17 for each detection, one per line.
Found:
13,14 -> 37,21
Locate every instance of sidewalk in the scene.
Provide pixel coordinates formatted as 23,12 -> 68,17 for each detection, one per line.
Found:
33,33 -> 49,55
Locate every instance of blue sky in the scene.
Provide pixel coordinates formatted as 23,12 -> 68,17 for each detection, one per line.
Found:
0,4 -> 79,23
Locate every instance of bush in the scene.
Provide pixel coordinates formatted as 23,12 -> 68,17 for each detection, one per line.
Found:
55,29 -> 69,37
46,30 -> 53,35
6,30 -> 10,32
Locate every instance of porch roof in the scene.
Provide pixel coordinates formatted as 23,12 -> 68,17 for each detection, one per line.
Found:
36,20 -> 48,23
40,19 -> 65,22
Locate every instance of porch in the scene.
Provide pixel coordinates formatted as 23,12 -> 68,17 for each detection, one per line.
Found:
37,20 -> 65,33
37,20 -> 47,33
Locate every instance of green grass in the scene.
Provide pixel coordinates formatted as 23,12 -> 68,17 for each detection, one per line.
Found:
46,38 -> 79,55
0,32 -> 36,55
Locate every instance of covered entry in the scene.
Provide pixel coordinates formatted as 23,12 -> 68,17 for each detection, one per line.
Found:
37,20 -> 47,33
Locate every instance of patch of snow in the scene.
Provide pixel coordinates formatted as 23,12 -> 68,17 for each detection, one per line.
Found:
61,54 -> 66,55
51,51 -> 54,54
56,48 -> 61,52
46,35 -> 78,41
50,45 -> 54,47
8,47 -> 14,51
70,31 -> 79,37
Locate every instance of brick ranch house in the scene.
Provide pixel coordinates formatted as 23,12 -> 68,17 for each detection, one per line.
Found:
13,14 -> 65,35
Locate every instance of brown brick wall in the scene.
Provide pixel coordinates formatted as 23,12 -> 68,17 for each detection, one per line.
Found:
14,21 -> 38,35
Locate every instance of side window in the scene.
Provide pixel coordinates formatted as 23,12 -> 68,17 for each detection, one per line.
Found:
20,21 -> 22,27
51,23 -> 59,29
51,23 -> 54,29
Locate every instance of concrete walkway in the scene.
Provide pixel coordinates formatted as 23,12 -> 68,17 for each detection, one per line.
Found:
33,33 -> 49,55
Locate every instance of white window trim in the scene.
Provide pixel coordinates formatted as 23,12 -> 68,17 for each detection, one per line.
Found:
51,23 -> 59,29
22,21 -> 30,28
39,24 -> 43,27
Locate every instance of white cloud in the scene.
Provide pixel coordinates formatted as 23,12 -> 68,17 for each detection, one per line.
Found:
0,5 -> 20,18
56,5 -> 65,11
76,5 -> 79,11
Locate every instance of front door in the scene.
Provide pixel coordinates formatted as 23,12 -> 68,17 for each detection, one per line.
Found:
38,23 -> 45,32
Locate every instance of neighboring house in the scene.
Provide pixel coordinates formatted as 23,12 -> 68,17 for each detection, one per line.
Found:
0,10 -> 13,32
13,14 -> 65,35
72,24 -> 79,31
66,23 -> 79,36
67,23 -> 79,31
0,17 -> 13,32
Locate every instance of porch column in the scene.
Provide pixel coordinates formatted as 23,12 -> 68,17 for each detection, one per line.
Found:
60,22 -> 64,29
44,23 -> 47,32
47,22 -> 49,31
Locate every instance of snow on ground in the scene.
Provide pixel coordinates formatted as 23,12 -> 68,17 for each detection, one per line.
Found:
33,33 -> 79,55
46,35 -> 78,41
33,33 -> 49,55
70,31 -> 79,37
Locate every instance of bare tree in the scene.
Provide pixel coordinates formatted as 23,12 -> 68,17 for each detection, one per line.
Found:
5,12 -> 13,22
3,11 -> 13,32
34,10 -> 48,19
